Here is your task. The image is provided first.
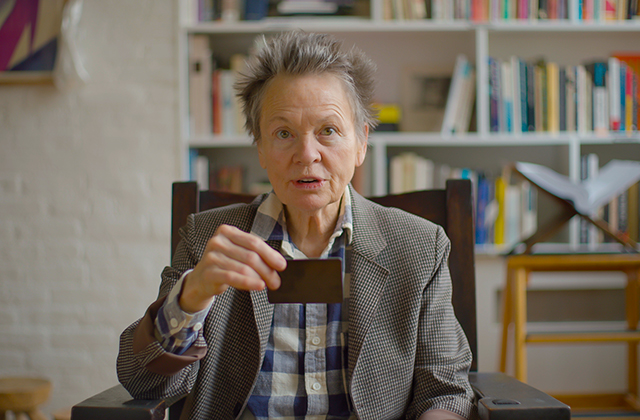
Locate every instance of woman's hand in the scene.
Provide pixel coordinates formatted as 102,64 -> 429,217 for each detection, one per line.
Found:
179,224 -> 287,313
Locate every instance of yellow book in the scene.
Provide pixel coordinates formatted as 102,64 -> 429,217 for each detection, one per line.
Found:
547,62 -> 559,133
626,67 -> 633,134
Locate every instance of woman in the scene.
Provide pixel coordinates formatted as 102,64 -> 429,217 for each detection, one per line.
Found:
117,31 -> 476,420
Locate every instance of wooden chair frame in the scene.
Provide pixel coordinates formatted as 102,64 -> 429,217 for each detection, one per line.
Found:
72,179 -> 570,420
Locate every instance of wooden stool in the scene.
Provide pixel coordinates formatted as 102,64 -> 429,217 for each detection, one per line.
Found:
499,253 -> 640,411
0,377 -> 51,420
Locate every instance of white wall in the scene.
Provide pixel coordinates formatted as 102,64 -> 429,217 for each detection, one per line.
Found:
0,0 -> 179,414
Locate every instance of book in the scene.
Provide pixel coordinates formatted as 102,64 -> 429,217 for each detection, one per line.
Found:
584,61 -> 609,135
565,65 -> 577,132
514,160 -> 640,216
476,173 -> 491,245
511,56 -> 521,134
501,60 -> 514,132
576,64 -> 589,133
526,61 -> 536,132
244,0 -> 270,19
453,65 -> 476,134
442,54 -> 474,135
558,66 -> 566,131
489,57 -> 501,133
389,152 -> 434,193
546,61 -> 559,133
608,56 -> 621,131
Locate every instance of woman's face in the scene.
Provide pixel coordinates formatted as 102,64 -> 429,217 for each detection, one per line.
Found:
257,72 -> 367,217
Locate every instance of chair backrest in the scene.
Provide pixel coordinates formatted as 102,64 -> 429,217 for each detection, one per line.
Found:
171,179 -> 478,371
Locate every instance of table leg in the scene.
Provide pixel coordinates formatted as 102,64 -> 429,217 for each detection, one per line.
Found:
514,267 -> 528,383
627,267 -> 640,397
500,267 -> 514,374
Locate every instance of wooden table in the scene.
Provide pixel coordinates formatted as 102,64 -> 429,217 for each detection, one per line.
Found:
499,253 -> 640,411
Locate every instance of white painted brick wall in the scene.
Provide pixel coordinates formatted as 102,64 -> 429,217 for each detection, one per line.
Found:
0,0 -> 179,414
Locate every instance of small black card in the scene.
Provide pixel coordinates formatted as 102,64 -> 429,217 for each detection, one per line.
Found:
267,258 -> 343,304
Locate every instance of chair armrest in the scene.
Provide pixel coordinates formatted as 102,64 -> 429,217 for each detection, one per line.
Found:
71,384 -> 186,420
469,372 -> 570,420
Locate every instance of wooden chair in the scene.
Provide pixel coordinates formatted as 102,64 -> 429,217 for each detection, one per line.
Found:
72,179 -> 570,420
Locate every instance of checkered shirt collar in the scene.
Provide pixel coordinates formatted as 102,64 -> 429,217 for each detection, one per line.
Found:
250,187 -> 353,258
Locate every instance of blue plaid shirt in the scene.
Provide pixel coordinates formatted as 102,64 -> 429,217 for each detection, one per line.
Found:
156,188 -> 353,419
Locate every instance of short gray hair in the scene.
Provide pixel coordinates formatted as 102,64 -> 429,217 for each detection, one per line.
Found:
235,31 -> 378,143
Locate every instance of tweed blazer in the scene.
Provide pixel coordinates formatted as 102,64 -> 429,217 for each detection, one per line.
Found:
117,186 -> 476,420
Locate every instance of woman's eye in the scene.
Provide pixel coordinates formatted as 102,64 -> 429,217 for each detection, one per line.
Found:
276,130 -> 291,139
321,127 -> 336,136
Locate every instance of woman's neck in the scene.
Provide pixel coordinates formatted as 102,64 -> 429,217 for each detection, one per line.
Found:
285,202 -> 340,258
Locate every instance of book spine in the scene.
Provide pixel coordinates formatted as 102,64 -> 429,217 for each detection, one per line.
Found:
609,57 -> 621,131
519,59 -> 529,132
620,61 -> 626,131
633,71 -> 638,130
540,61 -> 548,131
559,67 -> 567,131
502,60 -> 513,132
490,57 -> 501,132
511,56 -> 522,134
626,63 -> 633,133
476,174 -> 489,245
576,64 -> 587,133
547,62 -> 559,133
593,62 -> 609,135
527,62 -> 536,131
565,65 -> 577,132
442,55 -> 468,135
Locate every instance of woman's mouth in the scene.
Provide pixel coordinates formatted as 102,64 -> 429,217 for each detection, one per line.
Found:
294,178 -> 324,188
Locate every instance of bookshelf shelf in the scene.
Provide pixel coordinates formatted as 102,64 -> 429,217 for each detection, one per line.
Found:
185,19 -> 477,34
184,20 -> 640,35
486,20 -> 640,31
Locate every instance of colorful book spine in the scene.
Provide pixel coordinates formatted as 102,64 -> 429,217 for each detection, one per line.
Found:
489,57 -> 501,132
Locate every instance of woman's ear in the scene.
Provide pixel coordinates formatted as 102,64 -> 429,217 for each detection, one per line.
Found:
355,125 -> 369,167
257,139 -> 267,169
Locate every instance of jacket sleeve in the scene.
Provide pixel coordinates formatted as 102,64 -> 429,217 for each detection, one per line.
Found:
116,214 -> 207,400
406,226 -> 477,420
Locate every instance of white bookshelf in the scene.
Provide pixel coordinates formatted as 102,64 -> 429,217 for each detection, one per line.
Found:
177,6 -> 640,253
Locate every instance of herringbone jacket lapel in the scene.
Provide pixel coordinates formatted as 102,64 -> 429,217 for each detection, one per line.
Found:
347,187 -> 390,388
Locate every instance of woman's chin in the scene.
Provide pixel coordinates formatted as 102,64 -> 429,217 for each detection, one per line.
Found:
282,192 -> 335,215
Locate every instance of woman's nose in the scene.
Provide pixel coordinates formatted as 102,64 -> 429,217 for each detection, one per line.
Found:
294,135 -> 321,165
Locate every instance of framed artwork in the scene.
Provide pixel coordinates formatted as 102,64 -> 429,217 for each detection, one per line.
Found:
399,64 -> 453,132
0,0 -> 67,84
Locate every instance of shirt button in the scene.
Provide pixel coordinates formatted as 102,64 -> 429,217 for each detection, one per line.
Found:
193,322 -> 203,332
170,318 -> 178,328
312,382 -> 321,391
311,337 -> 321,345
